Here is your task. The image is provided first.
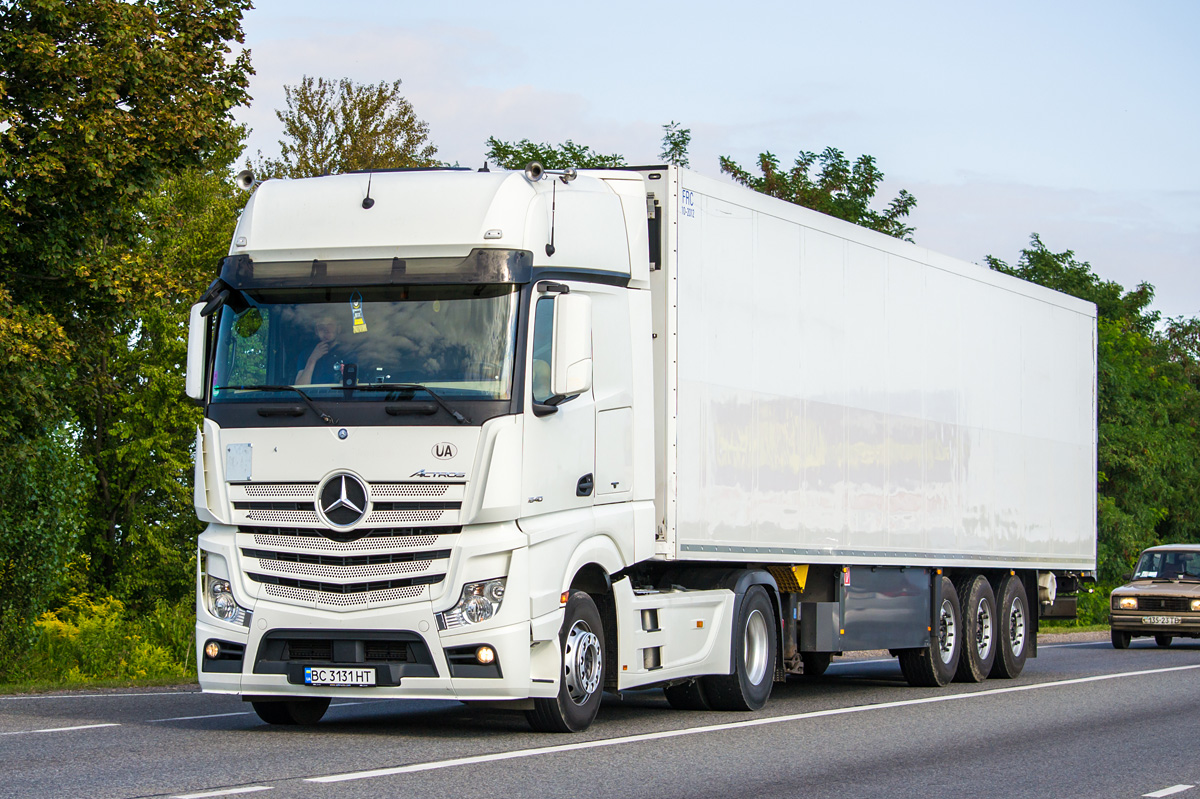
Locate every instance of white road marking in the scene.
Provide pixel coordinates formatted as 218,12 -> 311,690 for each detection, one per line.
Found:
151,711 -> 253,723
0,723 -> 121,736
1041,641 -> 1108,648
307,663 -> 1200,784
171,787 -> 273,799
0,691 -> 199,701
1145,786 -> 1194,798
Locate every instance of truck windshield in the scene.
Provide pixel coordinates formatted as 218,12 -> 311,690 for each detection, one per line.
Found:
1133,550 -> 1200,581
210,284 -> 520,402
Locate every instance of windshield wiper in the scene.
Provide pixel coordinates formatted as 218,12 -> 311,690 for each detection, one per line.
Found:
349,383 -> 471,424
215,385 -> 336,425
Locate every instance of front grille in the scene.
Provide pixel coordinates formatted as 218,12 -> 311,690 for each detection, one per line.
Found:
237,525 -> 458,610
254,630 -> 436,678
286,640 -> 332,660
1132,596 -> 1191,612
248,572 -> 444,595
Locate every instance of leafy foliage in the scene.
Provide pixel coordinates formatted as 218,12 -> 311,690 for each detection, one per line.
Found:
14,595 -> 193,684
660,121 -> 691,167
0,429 -> 92,681
720,147 -> 917,240
0,0 -> 252,675
256,76 -> 438,178
988,235 -> 1200,579
486,136 -> 627,170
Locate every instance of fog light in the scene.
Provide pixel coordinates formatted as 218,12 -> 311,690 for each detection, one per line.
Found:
205,641 -> 221,659
476,646 -> 496,664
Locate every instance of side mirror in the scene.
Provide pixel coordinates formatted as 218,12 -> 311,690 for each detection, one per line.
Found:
1122,572 -> 1133,582
185,302 -> 208,401
550,292 -> 592,398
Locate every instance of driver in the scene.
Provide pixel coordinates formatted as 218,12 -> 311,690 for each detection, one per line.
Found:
295,314 -> 343,385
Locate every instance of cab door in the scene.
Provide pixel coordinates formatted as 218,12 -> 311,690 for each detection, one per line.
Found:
520,285 -> 596,519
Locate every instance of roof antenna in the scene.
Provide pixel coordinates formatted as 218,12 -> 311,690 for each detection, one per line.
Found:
362,172 -> 375,209
479,161 -> 490,173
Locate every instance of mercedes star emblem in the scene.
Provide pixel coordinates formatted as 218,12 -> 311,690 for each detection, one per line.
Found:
318,473 -> 369,527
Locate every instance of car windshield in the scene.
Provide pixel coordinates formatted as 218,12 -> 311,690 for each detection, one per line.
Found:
1133,550 -> 1200,580
210,284 -> 520,402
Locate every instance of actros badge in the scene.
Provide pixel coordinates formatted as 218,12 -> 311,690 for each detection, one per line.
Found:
318,473 -> 369,527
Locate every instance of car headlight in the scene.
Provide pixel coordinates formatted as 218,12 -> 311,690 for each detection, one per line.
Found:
1192,600 -> 1200,612
204,575 -> 251,627
437,578 -> 506,630
1116,596 -> 1137,610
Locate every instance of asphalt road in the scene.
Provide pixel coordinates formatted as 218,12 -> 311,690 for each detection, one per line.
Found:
3,635 -> 1199,799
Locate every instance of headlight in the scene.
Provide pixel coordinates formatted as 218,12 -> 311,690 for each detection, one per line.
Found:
438,578 -> 506,630
204,575 -> 251,627
1192,599 -> 1200,612
1116,596 -> 1137,610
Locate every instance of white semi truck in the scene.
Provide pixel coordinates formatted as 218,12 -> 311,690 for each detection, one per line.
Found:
187,164 -> 1097,732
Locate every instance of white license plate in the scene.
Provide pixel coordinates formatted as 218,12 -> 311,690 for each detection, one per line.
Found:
304,667 -> 376,686
1142,616 -> 1182,625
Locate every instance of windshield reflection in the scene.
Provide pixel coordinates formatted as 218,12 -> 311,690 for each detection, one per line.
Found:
212,284 -> 520,402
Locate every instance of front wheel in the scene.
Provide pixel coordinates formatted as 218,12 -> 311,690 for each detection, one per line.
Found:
527,590 -> 606,732
1111,629 -> 1132,649
1155,634 -> 1173,647
701,585 -> 777,711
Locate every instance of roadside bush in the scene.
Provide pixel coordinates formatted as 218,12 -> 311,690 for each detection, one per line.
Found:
19,595 -> 194,684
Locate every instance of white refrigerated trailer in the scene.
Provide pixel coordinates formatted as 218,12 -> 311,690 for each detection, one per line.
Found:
187,164 -> 1096,731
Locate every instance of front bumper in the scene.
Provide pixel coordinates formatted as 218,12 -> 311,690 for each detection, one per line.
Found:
1109,612 -> 1200,637
198,602 -> 553,700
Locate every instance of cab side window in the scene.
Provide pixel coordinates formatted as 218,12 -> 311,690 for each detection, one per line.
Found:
531,296 -> 554,404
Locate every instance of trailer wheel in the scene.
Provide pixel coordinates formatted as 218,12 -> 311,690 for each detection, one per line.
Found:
898,576 -> 960,687
663,679 -> 711,710
251,697 -> 330,725
989,574 -> 1029,678
1155,634 -> 1173,647
527,590 -> 605,733
1111,629 -> 1132,649
701,586 -> 776,711
953,575 -> 997,683
801,651 -> 832,677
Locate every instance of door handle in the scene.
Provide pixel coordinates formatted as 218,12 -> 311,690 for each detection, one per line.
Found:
576,473 -> 594,497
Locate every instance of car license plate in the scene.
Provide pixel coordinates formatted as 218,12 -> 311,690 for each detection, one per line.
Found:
303,667 -> 376,686
1142,616 -> 1182,625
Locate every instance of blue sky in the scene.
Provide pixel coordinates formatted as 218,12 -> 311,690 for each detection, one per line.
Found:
236,0 -> 1199,318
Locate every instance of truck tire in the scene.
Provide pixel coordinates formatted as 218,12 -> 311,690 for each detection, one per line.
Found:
701,586 -> 776,711
251,697 -> 330,725
663,679 -> 711,710
898,575 -> 960,687
954,575 -> 997,683
1111,629 -> 1131,649
527,590 -> 605,732
801,651 -> 832,677
1155,634 -> 1173,647
989,573 -> 1029,678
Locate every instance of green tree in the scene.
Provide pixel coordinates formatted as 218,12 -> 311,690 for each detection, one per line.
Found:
486,136 -> 627,170
987,235 -> 1200,579
660,121 -> 691,167
257,76 -> 438,179
720,147 -> 917,240
0,0 -> 252,662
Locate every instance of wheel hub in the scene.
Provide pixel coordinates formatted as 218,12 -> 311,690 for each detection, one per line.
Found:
564,620 -> 602,705
938,598 -> 957,664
